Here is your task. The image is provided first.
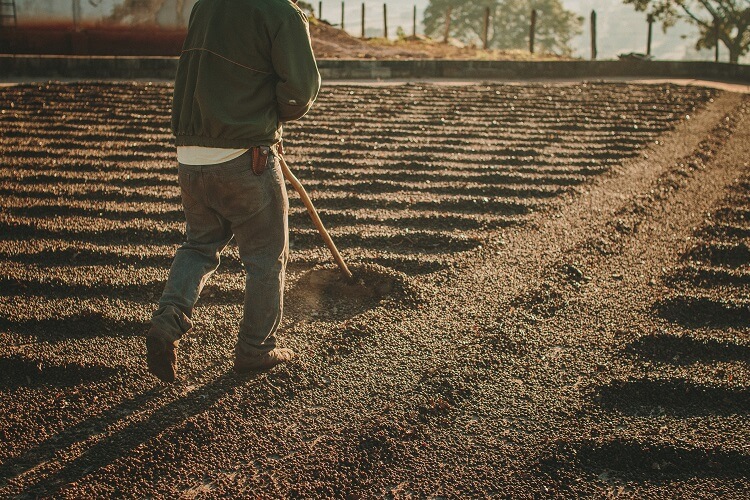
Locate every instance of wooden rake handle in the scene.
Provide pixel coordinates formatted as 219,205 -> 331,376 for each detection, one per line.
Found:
277,154 -> 353,280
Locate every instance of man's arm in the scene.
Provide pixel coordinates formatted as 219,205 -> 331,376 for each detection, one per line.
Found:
271,9 -> 321,123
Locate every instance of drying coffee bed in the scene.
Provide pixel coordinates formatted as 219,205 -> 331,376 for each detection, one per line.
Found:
0,82 -> 747,497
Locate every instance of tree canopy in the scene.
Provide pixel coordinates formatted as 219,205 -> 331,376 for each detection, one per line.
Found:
623,0 -> 750,63
423,0 -> 583,56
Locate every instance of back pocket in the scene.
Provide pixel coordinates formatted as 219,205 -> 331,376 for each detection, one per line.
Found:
215,167 -> 271,218
178,169 -> 204,213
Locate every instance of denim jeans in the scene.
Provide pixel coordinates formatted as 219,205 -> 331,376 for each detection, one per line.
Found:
151,150 -> 289,355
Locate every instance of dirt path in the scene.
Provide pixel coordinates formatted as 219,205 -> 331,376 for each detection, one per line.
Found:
0,83 -> 748,497
325,78 -> 750,94
2,77 -> 748,94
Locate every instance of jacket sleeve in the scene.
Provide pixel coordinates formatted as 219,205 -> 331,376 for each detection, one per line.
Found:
271,10 -> 321,123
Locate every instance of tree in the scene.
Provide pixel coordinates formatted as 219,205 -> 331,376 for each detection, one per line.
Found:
623,0 -> 750,63
109,0 -> 166,24
423,0 -> 583,56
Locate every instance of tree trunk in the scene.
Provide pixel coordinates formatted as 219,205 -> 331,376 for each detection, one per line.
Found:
726,36 -> 743,64
443,6 -> 452,43
729,47 -> 740,64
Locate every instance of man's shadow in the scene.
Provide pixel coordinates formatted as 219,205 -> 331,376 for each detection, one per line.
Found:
0,368 -> 265,496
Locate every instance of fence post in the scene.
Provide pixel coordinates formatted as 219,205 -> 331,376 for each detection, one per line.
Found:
413,5 -> 417,37
361,2 -> 365,38
72,0 -> 81,31
318,1 -> 322,20
341,1 -> 344,30
590,10 -> 597,60
482,6 -> 490,50
383,3 -> 388,38
443,6 -> 452,43
647,14 -> 654,56
529,9 -> 536,54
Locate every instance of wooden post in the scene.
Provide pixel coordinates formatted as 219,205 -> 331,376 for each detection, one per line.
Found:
413,5 -> 417,37
714,18 -> 720,62
72,0 -> 80,31
361,2 -> 365,38
590,10 -> 597,60
443,6 -> 452,43
529,9 -> 536,54
318,1 -> 322,20
647,14 -> 654,56
278,157 -> 353,280
482,6 -> 490,50
383,3 -> 387,39
341,1 -> 344,30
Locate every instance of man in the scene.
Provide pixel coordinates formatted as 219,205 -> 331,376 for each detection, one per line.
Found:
146,0 -> 320,383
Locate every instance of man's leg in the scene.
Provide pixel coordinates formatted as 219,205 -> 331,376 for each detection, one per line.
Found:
151,227 -> 233,339
148,166 -> 232,381
230,157 -> 291,366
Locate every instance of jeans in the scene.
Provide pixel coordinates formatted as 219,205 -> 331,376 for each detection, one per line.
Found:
151,150 -> 289,355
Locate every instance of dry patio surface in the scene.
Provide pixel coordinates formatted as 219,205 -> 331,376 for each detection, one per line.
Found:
0,82 -> 748,497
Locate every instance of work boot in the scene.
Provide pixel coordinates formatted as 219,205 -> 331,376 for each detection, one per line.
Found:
145,328 -> 178,383
234,347 -> 295,374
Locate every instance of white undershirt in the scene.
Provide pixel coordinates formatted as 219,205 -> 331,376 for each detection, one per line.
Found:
177,146 -> 249,165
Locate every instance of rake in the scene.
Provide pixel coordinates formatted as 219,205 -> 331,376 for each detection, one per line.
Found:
277,152 -> 353,280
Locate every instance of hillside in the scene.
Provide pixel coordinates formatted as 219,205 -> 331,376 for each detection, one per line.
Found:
1,17 -> 573,59
310,19 -> 571,60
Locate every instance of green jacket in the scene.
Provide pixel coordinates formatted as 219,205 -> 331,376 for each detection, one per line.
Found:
171,0 -> 321,148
